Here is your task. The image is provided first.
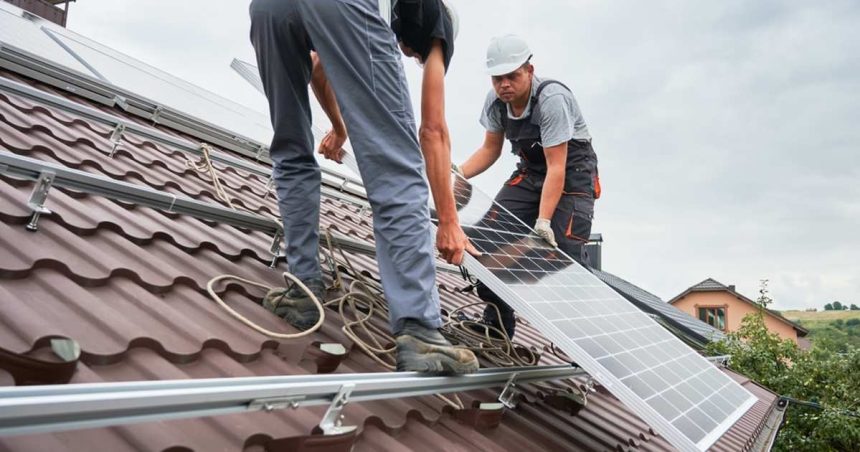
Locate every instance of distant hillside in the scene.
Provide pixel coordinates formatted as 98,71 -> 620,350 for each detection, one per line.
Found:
782,310 -> 860,351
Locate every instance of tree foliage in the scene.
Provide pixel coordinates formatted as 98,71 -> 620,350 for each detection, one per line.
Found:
851,304 -> 859,311
832,301 -> 844,311
706,312 -> 860,451
824,303 -> 834,311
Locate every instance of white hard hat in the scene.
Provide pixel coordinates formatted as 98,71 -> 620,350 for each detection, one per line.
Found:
441,0 -> 459,41
486,34 -> 532,76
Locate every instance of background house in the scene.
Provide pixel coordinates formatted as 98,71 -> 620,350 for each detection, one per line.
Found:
669,278 -> 808,345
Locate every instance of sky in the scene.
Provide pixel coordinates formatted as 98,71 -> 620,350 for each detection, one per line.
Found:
59,0 -> 860,310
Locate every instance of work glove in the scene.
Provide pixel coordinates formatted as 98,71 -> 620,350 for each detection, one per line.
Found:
534,218 -> 558,247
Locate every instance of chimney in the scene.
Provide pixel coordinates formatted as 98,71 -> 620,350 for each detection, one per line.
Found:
728,285 -> 736,292
585,233 -> 603,271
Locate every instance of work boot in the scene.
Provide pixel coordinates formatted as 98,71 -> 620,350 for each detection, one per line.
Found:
263,279 -> 325,331
395,319 -> 479,375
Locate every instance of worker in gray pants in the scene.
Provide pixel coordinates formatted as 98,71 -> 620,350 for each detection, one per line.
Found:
249,0 -> 478,374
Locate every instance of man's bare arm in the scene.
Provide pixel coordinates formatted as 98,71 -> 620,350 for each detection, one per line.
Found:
459,131 -> 505,179
310,52 -> 346,163
419,40 -> 472,264
539,143 -> 568,220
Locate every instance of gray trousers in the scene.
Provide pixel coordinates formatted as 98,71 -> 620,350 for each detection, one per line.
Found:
249,0 -> 442,333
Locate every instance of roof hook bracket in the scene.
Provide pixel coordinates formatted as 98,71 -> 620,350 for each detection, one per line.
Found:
26,171 -> 55,232
108,123 -> 126,158
269,231 -> 282,269
498,372 -> 520,409
584,377 -> 598,394
319,383 -> 356,435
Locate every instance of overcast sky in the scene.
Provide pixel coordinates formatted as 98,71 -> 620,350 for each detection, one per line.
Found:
62,0 -> 859,310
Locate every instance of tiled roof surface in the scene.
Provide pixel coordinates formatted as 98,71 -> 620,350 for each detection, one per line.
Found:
689,278 -> 728,292
594,271 -> 726,344
0,69 -> 777,451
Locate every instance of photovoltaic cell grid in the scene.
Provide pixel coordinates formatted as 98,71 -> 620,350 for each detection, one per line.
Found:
232,58 -> 756,451
442,177 -> 756,451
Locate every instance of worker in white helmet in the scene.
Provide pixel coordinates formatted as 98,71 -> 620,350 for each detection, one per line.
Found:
455,34 -> 600,339
249,0 -> 478,374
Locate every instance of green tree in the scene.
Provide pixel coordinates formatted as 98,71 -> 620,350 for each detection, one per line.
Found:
833,301 -> 844,311
707,312 -> 860,451
757,279 -> 772,309
824,303 -> 834,311
851,304 -> 859,311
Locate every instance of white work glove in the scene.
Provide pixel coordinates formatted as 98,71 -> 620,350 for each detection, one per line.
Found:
534,218 -> 558,247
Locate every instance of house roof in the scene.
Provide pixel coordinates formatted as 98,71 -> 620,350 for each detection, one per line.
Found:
669,278 -> 809,337
594,270 -> 726,345
0,8 -> 782,447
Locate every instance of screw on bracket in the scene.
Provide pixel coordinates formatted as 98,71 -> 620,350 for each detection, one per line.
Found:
319,383 -> 356,435
26,171 -> 55,232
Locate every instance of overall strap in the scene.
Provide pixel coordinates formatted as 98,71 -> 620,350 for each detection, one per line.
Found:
535,79 -> 571,98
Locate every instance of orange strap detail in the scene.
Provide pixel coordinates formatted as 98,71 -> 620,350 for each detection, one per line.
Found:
593,173 -> 602,199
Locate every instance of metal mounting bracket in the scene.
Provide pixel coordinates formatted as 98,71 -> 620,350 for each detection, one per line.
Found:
25,171 -> 55,232
339,178 -> 350,192
498,372 -> 520,409
255,144 -> 268,162
151,105 -> 164,125
319,383 -> 356,435
584,377 -> 598,394
269,231 -> 282,269
248,395 -> 304,412
108,123 -> 125,158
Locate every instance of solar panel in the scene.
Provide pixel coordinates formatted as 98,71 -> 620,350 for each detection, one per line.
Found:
231,58 -> 756,452
0,4 -> 91,74
436,176 -> 757,451
39,27 -> 273,144
594,269 -> 726,343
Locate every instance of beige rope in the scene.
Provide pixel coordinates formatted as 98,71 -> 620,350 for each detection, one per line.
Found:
205,226 -> 557,409
206,272 -> 325,339
186,143 -> 235,209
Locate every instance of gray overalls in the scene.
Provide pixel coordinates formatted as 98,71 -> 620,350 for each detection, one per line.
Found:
249,0 -> 442,333
477,80 -> 600,336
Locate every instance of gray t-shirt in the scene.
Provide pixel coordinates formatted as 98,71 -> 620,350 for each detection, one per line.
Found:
479,76 -> 591,146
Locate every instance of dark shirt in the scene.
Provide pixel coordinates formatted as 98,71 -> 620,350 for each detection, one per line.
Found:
391,0 -> 455,71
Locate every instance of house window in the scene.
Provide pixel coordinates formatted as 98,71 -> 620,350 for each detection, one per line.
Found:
698,307 -> 727,331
